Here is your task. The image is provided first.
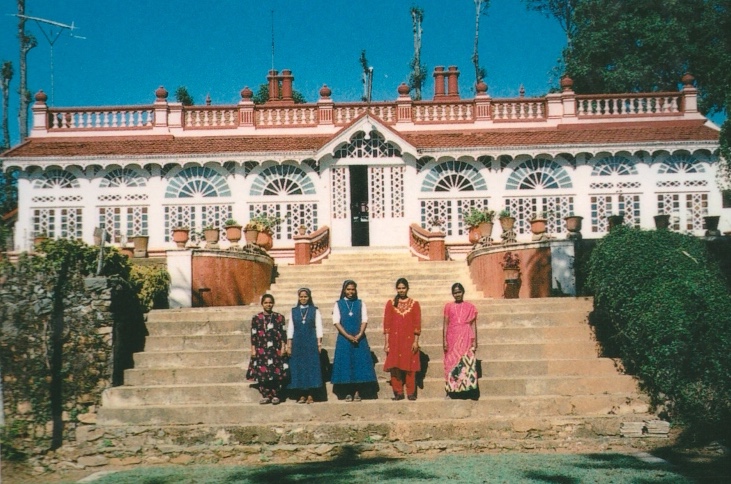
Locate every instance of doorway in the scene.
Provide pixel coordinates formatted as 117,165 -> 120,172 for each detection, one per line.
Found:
349,165 -> 369,246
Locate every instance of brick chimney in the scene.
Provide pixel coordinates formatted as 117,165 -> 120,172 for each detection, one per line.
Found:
433,66 -> 446,100
446,66 -> 460,99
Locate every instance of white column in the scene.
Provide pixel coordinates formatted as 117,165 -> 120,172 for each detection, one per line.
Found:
167,250 -> 192,308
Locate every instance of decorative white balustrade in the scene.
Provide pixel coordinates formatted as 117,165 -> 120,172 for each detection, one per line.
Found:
184,107 -> 239,128
38,88 -> 695,133
256,106 -> 318,126
413,102 -> 474,122
47,107 -> 154,129
576,93 -> 681,116
492,99 -> 546,121
333,104 -> 397,125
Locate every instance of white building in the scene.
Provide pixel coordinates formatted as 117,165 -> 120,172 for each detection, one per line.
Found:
1,70 -> 725,261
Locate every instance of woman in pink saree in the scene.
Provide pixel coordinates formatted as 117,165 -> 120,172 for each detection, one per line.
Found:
442,282 -> 479,399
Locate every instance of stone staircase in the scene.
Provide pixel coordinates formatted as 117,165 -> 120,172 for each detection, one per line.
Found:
96,250 -> 660,455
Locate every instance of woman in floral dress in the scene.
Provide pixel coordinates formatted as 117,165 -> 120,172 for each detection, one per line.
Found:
246,294 -> 288,405
442,282 -> 479,399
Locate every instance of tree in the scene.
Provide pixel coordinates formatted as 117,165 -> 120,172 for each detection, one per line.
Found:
360,50 -> 373,102
409,6 -> 427,101
539,0 -> 730,179
251,84 -> 306,105
17,0 -> 37,143
1,61 -> 13,150
175,86 -> 194,106
471,0 -> 490,85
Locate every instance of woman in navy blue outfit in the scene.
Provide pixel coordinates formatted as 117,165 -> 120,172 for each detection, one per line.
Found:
286,288 -> 323,404
331,280 -> 377,401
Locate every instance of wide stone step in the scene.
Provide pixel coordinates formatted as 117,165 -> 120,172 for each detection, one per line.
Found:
97,394 -> 650,427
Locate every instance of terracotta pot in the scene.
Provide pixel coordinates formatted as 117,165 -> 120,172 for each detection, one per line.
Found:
256,230 -> 273,251
172,228 -> 190,249
298,225 -> 307,236
244,228 -> 259,244
653,214 -> 671,230
607,215 -> 624,231
529,218 -> 547,235
120,247 -> 134,258
203,228 -> 220,245
503,268 -> 520,281
478,222 -> 493,239
225,225 -> 242,244
131,235 -> 149,258
564,215 -> 583,233
468,227 -> 481,244
33,236 -> 48,248
499,216 -> 515,232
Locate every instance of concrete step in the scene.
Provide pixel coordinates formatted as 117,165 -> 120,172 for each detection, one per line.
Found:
97,393 -> 650,426
105,373 -> 637,407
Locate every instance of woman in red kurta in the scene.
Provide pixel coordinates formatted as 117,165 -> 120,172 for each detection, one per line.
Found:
383,278 -> 421,400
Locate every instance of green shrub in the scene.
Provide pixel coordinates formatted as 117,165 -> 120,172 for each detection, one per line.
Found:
587,226 -> 731,439
130,264 -> 171,312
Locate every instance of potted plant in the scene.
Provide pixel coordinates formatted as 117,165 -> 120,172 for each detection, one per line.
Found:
297,224 -> 307,236
653,214 -> 671,230
224,218 -> 242,245
427,215 -> 444,233
607,213 -> 625,231
498,208 -> 515,232
250,214 -> 281,250
529,211 -> 549,236
244,219 -> 260,244
703,215 -> 721,236
202,225 -> 220,246
463,207 -> 495,239
501,251 -> 521,282
172,226 -> 190,249
564,213 -> 583,239
130,234 -> 149,258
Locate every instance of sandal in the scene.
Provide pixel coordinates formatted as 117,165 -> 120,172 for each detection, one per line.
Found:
345,395 -> 353,402
271,397 -> 280,405
306,395 -> 314,404
391,394 -> 404,401
297,396 -> 306,404
353,393 -> 362,402
259,398 -> 271,405
407,394 -> 417,401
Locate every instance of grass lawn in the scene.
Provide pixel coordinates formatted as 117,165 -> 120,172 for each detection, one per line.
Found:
78,451 -> 696,484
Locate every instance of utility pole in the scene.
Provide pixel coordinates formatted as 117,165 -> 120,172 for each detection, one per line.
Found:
360,50 -> 373,103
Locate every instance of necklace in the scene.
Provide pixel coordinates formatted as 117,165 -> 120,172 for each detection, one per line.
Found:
299,306 -> 309,324
344,300 -> 354,317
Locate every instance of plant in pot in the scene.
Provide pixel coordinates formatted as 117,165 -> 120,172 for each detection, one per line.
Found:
464,207 -> 495,240
171,226 -> 190,249
224,218 -> 242,246
297,224 -> 308,236
427,215 -> 445,233
202,225 -> 220,247
498,208 -> 515,231
563,213 -> 583,239
254,214 -> 282,251
653,213 -> 671,230
501,251 -> 521,282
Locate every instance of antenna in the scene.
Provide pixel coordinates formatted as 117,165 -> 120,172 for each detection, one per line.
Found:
271,10 -> 275,71
11,14 -> 84,104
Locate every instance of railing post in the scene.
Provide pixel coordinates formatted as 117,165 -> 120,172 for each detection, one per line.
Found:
560,75 -> 576,118
168,103 -> 183,129
427,232 -> 447,261
31,90 -> 49,135
239,87 -> 255,127
681,73 -> 698,114
396,83 -> 413,124
474,81 -> 491,121
153,86 -> 169,129
294,235 -> 312,265
317,85 -> 333,125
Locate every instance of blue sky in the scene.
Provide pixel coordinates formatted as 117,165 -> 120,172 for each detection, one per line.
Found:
0,0 -> 567,146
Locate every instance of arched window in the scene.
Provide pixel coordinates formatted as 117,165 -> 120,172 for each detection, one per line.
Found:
421,160 -> 486,192
250,165 -> 316,196
658,154 -> 705,174
506,158 -> 572,190
165,167 -> 231,198
100,168 -> 147,188
33,169 -> 79,189
334,131 -> 402,158
591,156 -> 637,176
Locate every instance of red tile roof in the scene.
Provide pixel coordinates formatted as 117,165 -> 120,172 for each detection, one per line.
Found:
1,120 -> 718,158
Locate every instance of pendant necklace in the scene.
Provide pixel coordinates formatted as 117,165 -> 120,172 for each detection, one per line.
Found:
345,300 -> 354,317
299,306 -> 309,324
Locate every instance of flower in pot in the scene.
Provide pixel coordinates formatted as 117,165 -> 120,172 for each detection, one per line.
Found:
463,207 -> 495,239
246,214 -> 281,250
498,208 -> 515,230
500,251 -> 521,282
224,218 -> 242,246
171,226 -> 190,249
427,215 -> 444,233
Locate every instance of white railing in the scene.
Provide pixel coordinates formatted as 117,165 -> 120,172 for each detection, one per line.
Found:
47,107 -> 154,129
255,106 -> 318,126
576,93 -> 681,116
333,103 -> 397,125
184,107 -> 239,128
492,99 -> 546,121
413,102 -> 474,122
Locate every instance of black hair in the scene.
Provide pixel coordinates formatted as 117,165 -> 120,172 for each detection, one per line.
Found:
393,277 -> 410,307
